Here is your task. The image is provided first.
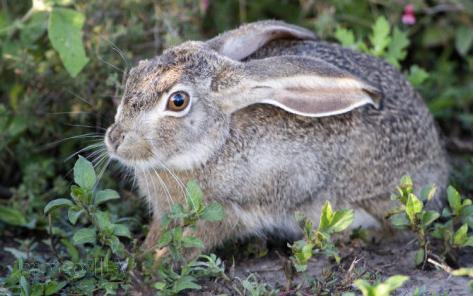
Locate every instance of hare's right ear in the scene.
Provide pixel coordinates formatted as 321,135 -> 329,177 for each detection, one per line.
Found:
214,56 -> 382,117
206,20 -> 316,61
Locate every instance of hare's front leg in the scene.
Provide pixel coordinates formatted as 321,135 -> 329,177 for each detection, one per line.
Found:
143,218 -> 162,250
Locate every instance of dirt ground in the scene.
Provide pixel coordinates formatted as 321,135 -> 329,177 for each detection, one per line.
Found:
193,237 -> 473,296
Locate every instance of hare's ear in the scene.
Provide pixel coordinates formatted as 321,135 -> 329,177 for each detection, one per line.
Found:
216,56 -> 381,117
206,20 -> 316,61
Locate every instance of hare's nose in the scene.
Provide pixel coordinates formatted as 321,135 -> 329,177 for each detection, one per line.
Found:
106,124 -> 126,152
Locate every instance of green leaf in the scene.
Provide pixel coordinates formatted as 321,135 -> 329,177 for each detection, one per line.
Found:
94,210 -> 113,232
70,185 -> 88,204
414,248 -> 425,266
453,224 -> 468,246
48,8 -> 89,77
386,27 -> 409,68
389,212 -> 410,228
328,209 -> 354,233
67,206 -> 84,225
94,189 -> 120,205
72,227 -> 96,245
405,193 -> 423,223
154,282 -> 166,290
420,184 -> 437,202
455,26 -> 473,56
382,275 -> 409,291
335,27 -> 356,48
369,16 -> 391,56
44,198 -> 73,215
420,210 -> 440,227
108,235 -> 125,257
463,236 -> 473,247
158,230 -> 173,247
407,65 -> 429,87
186,180 -> 204,211
113,224 -> 131,238
319,201 -> 333,231
0,206 -> 28,226
61,238 -> 79,263
172,275 -> 201,293
44,281 -> 67,296
73,156 -> 96,190
201,202 -> 225,221
447,186 -> 462,215
353,279 -> 373,296
181,236 -> 205,249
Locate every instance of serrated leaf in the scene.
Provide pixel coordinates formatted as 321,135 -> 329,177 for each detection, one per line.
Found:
407,65 -> 429,87
113,224 -> 131,238
73,156 -> 96,190
154,282 -> 166,290
94,189 -> 120,205
447,186 -> 462,215
172,275 -> 201,293
405,193 -> 423,223
453,224 -> 468,246
158,230 -> 173,247
0,206 -> 28,226
201,202 -> 224,221
48,8 -> 89,77
44,198 -> 73,215
386,27 -> 409,68
370,16 -> 391,56
335,27 -> 356,48
181,236 -> 205,249
72,227 -> 96,245
67,206 -> 84,225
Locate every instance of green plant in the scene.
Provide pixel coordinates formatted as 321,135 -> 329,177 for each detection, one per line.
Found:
388,176 -> 473,266
239,274 -> 278,296
452,268 -> 473,293
2,156 -> 133,295
352,275 -> 409,296
289,201 -> 354,272
44,155 -> 131,257
149,181 -> 226,295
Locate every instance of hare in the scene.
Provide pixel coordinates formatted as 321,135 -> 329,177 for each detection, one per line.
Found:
104,20 -> 448,258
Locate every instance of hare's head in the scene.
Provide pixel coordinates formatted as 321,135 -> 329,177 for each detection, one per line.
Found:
105,20 -> 381,170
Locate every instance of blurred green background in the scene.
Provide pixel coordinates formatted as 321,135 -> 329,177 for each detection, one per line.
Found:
0,0 -> 472,240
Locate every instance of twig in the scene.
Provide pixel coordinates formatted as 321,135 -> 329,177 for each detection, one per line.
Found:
427,257 -> 454,273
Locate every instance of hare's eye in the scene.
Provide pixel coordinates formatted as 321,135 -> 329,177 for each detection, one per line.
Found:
166,91 -> 190,112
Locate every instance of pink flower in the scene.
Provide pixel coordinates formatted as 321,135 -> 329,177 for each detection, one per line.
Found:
200,0 -> 209,14
402,4 -> 416,25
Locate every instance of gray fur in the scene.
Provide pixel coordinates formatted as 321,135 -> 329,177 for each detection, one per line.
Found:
104,21 -> 449,256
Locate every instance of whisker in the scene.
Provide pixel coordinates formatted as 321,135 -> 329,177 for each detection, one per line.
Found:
96,54 -> 125,74
65,89 -> 93,107
64,142 -> 104,162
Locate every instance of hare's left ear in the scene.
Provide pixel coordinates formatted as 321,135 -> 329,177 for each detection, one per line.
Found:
215,56 -> 382,117
206,20 -> 316,61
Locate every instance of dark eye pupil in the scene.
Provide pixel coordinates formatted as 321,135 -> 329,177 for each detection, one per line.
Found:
172,93 -> 184,106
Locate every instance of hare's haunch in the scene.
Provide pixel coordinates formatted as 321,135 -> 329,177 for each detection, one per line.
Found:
105,20 -> 448,256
